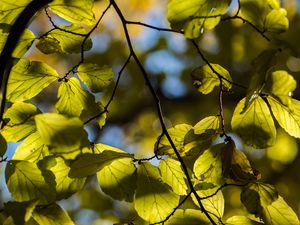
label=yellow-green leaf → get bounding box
[55,77,100,117]
[193,116,220,135]
[192,64,232,94]
[7,59,59,102]
[268,96,300,138]
[5,160,56,204]
[97,157,137,202]
[0,0,30,24]
[226,216,263,224]
[0,24,34,57]
[69,150,133,178]
[134,162,180,223]
[13,132,49,162]
[0,102,39,142]
[49,0,95,26]
[38,156,86,200]
[78,63,113,93]
[165,209,210,225]
[167,0,231,38]
[231,97,276,148]
[36,25,92,54]
[265,8,289,33]
[35,113,89,155]
[32,203,74,225]
[159,158,188,195]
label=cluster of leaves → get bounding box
[0,0,299,225]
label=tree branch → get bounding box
[0,0,54,128]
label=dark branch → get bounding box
[0,0,54,128]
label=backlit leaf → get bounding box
[0,0,30,24]
[7,59,59,102]
[134,162,180,223]
[55,77,100,117]
[0,24,34,57]
[35,113,89,155]
[49,0,95,26]
[165,209,210,225]
[265,8,289,33]
[226,216,263,224]
[1,102,39,142]
[36,25,92,54]
[38,156,86,200]
[5,160,55,204]
[158,158,188,195]
[192,64,232,94]
[32,203,74,225]
[97,157,136,202]
[13,132,49,162]
[193,116,220,135]
[267,96,300,138]
[78,63,113,93]
[69,150,133,178]
[231,97,276,148]
[167,0,231,38]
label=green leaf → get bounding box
[165,209,210,225]
[0,0,30,24]
[0,24,34,57]
[241,182,278,215]
[7,59,59,102]
[0,133,7,157]
[49,0,95,26]
[262,196,299,224]
[32,203,74,225]
[264,8,289,33]
[192,186,225,221]
[193,116,220,135]
[97,157,137,202]
[167,0,231,38]
[0,102,39,142]
[231,97,276,148]
[4,200,38,225]
[55,77,100,117]
[226,216,263,224]
[267,97,300,138]
[134,162,180,223]
[78,63,113,93]
[193,144,223,185]
[36,24,92,54]
[158,158,188,195]
[13,132,49,162]
[264,70,296,107]
[35,113,89,156]
[192,64,232,94]
[5,160,56,204]
[38,156,86,200]
[69,150,133,178]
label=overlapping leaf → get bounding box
[0,102,39,142]
[35,113,89,156]
[32,203,75,225]
[134,162,180,223]
[165,209,210,225]
[69,150,133,178]
[192,64,232,94]
[231,97,276,148]
[0,24,34,57]
[167,0,231,38]
[226,216,263,225]
[38,156,86,200]
[5,160,56,204]
[55,77,100,117]
[7,59,59,102]
[36,25,92,54]
[158,158,188,195]
[78,63,113,93]
[49,0,95,26]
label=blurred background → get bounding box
[1,0,300,224]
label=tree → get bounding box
[0,0,299,224]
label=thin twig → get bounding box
[110,1,217,224]
[84,53,132,124]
